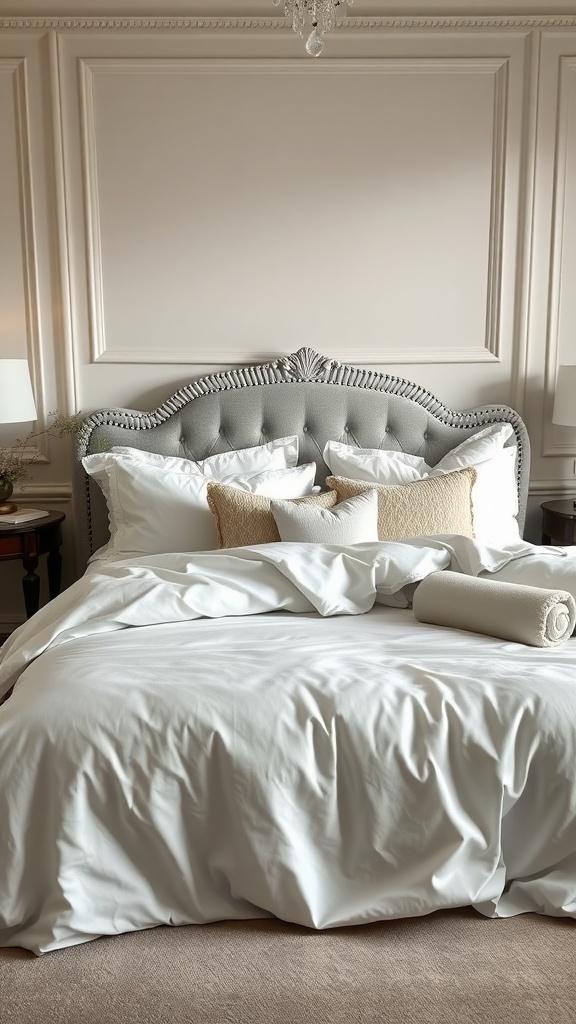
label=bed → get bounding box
[1,346,576,955]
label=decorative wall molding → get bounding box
[14,485,73,500]
[485,58,508,363]
[78,58,105,371]
[49,31,79,418]
[0,56,48,462]
[4,18,286,30]
[543,56,576,457]
[1,15,576,31]
[80,56,508,365]
[509,29,540,417]
[344,17,576,29]
[529,480,576,495]
[97,347,500,365]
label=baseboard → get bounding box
[0,618,23,637]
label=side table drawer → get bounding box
[0,536,24,557]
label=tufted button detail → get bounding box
[303,425,308,432]
[385,426,390,433]
[423,431,429,439]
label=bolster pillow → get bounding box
[412,571,576,648]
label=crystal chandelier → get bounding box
[273,0,353,57]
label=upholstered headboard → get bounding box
[75,347,530,569]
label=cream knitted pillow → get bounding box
[325,468,477,541]
[206,483,338,548]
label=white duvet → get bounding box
[1,536,576,953]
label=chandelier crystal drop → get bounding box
[273,0,353,57]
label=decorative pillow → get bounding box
[323,442,427,485]
[110,435,299,476]
[326,468,477,541]
[432,423,514,470]
[206,483,338,548]
[323,424,519,545]
[270,489,379,544]
[429,427,518,545]
[82,454,317,560]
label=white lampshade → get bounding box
[0,359,37,424]
[552,364,576,427]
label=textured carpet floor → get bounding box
[1,909,575,1024]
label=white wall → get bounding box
[1,2,576,628]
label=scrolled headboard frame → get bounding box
[75,347,530,569]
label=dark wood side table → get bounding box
[0,511,66,618]
[541,499,576,546]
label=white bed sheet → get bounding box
[1,539,576,953]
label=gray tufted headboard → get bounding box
[75,347,530,570]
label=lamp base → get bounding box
[0,502,18,515]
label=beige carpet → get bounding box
[1,909,575,1024]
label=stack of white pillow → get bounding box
[83,436,314,562]
[322,423,519,548]
[83,422,519,561]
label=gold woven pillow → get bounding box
[206,483,338,548]
[325,468,477,541]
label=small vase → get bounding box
[0,476,17,515]
[0,477,14,503]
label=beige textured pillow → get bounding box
[326,468,477,541]
[206,482,338,548]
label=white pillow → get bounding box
[428,426,519,545]
[323,424,519,546]
[83,455,316,561]
[270,489,379,544]
[84,437,301,561]
[324,442,427,484]
[110,435,299,476]
[431,423,514,472]
[431,445,519,545]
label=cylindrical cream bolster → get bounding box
[412,571,576,648]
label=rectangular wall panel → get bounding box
[0,60,29,359]
[0,48,48,452]
[541,49,576,458]
[79,57,510,366]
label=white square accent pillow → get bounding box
[270,489,379,544]
[323,424,519,546]
[82,454,316,561]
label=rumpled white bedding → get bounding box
[1,535,576,953]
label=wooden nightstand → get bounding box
[0,511,65,618]
[541,499,576,546]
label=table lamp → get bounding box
[0,358,37,514]
[552,363,576,510]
